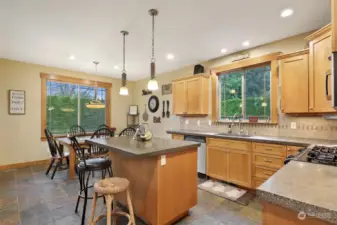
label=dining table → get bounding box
[57,136,91,180]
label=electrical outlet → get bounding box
[291,122,297,130]
[185,119,189,125]
[208,120,212,126]
[197,120,200,126]
[161,155,166,166]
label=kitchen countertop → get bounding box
[167,129,337,146]
[257,161,337,224]
[86,136,200,157]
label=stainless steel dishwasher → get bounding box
[184,135,206,175]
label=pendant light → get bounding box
[119,30,129,96]
[147,9,159,91]
[86,61,106,109]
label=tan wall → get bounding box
[132,31,337,140]
[0,59,134,165]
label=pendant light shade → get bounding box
[147,9,159,91]
[86,61,106,109]
[119,31,129,96]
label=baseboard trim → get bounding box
[0,159,50,170]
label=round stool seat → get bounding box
[94,177,129,195]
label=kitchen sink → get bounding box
[216,133,251,137]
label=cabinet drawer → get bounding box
[253,154,284,169]
[286,145,303,157]
[254,166,278,179]
[172,134,184,140]
[253,143,286,157]
[207,138,251,151]
[252,177,267,189]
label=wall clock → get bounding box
[148,95,159,113]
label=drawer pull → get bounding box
[264,172,272,175]
[265,148,273,151]
[264,159,273,163]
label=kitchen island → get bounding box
[86,136,200,225]
[257,161,337,225]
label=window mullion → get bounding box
[242,70,246,119]
[78,85,81,126]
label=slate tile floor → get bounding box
[0,164,262,225]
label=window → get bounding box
[219,64,271,121]
[41,74,111,138]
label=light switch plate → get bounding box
[197,120,200,126]
[185,119,189,125]
[291,122,296,130]
[208,120,212,126]
[161,155,166,166]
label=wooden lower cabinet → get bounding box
[207,146,229,181]
[172,134,184,140]
[228,150,251,188]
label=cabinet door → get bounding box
[280,53,309,113]
[309,32,336,112]
[207,146,228,181]
[228,150,251,188]
[172,81,186,115]
[186,78,201,114]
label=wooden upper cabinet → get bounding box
[306,24,336,113]
[172,74,210,116]
[172,80,186,114]
[279,50,309,113]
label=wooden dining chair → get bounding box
[119,127,136,137]
[45,128,69,179]
[69,125,86,137]
[97,124,116,136]
[90,128,114,158]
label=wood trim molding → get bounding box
[211,71,218,122]
[332,1,337,52]
[40,73,112,88]
[277,49,309,60]
[40,73,112,139]
[0,159,49,170]
[212,52,282,74]
[270,60,278,123]
[305,23,331,42]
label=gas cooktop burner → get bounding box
[306,145,337,166]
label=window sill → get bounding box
[216,120,278,125]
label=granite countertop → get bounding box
[167,129,337,146]
[257,161,337,224]
[86,136,200,157]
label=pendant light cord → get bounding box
[151,14,155,62]
[123,33,126,73]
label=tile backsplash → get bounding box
[179,114,337,140]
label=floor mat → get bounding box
[198,180,254,206]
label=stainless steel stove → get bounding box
[296,145,337,166]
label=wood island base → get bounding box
[109,147,198,225]
[262,201,332,225]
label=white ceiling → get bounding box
[0,0,331,81]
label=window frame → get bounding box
[40,73,112,140]
[211,52,281,124]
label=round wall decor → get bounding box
[148,95,159,113]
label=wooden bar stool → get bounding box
[89,177,136,225]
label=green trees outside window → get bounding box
[219,64,271,120]
[46,81,106,134]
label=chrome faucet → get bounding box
[228,113,238,134]
[238,115,245,135]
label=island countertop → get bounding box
[257,161,337,224]
[86,136,200,157]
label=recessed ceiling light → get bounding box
[68,55,76,60]
[281,8,294,18]
[242,41,250,47]
[166,53,174,60]
[221,48,228,53]
[114,65,119,70]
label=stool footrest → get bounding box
[90,211,131,225]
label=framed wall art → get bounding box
[8,90,25,115]
[162,83,172,95]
